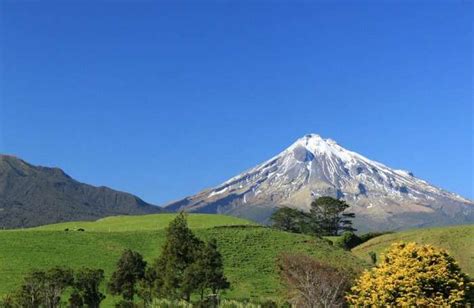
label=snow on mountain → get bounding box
[166,134,474,232]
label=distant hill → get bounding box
[166,134,474,232]
[352,224,474,276]
[0,213,365,306]
[0,155,163,229]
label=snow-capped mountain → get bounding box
[166,134,474,232]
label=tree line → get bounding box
[270,196,356,237]
[1,267,105,308]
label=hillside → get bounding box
[166,134,474,232]
[0,214,365,306]
[30,213,255,231]
[0,155,163,229]
[352,224,474,276]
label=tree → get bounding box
[200,239,230,297]
[270,207,310,234]
[183,239,230,302]
[68,289,83,308]
[0,294,15,308]
[136,267,158,307]
[5,267,73,308]
[153,212,204,300]
[346,242,473,306]
[278,253,351,307]
[309,196,355,236]
[13,270,46,308]
[73,268,105,308]
[43,267,74,308]
[108,249,147,301]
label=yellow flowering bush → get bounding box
[346,242,472,306]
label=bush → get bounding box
[335,231,361,250]
[346,242,473,306]
[218,300,260,308]
[368,251,377,264]
[151,298,192,307]
[278,253,351,307]
[115,299,136,308]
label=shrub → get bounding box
[0,294,15,308]
[150,298,192,307]
[368,251,377,264]
[278,253,351,307]
[346,242,473,306]
[335,231,361,250]
[218,300,261,308]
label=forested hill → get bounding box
[0,155,163,229]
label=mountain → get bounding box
[166,134,474,232]
[0,155,163,229]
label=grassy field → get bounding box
[352,224,474,276]
[29,213,255,232]
[0,214,365,306]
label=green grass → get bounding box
[29,213,255,232]
[0,214,365,306]
[352,224,474,276]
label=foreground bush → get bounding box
[150,299,266,307]
[346,242,472,306]
[278,253,351,307]
[151,298,193,307]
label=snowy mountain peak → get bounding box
[166,134,474,232]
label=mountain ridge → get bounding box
[166,134,473,232]
[0,154,163,229]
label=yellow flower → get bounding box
[346,242,471,306]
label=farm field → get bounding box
[0,214,366,306]
[29,213,255,232]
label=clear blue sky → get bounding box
[1,1,472,204]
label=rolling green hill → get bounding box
[29,213,255,232]
[0,213,365,306]
[352,224,474,276]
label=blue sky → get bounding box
[1,1,472,203]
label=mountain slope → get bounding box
[0,155,163,228]
[166,134,473,232]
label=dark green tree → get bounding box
[153,212,204,301]
[108,249,147,301]
[335,231,362,250]
[201,239,230,297]
[183,239,230,302]
[270,207,310,234]
[136,267,158,307]
[73,268,105,308]
[68,289,83,308]
[309,196,356,236]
